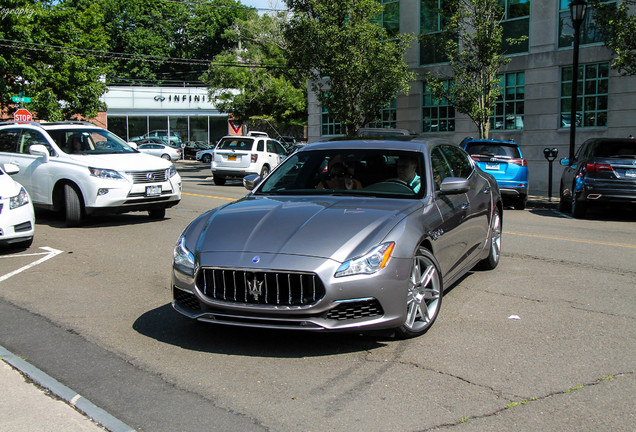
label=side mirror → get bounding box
[439,177,470,195]
[243,174,262,191]
[29,144,50,162]
[559,158,570,166]
[2,163,20,175]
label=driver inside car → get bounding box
[395,155,421,193]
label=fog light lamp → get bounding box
[97,188,109,196]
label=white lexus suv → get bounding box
[0,121,182,226]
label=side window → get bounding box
[0,129,20,153]
[441,145,473,178]
[274,141,286,154]
[257,140,264,152]
[430,147,453,190]
[19,130,52,155]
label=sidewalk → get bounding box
[0,345,134,432]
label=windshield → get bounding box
[256,148,425,198]
[48,129,138,155]
[465,142,521,159]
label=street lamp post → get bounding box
[568,0,588,161]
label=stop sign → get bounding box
[14,109,32,122]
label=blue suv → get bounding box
[461,137,528,209]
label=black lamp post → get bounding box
[568,0,588,161]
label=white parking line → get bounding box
[0,247,63,283]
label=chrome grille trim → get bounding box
[197,268,325,306]
[127,169,169,184]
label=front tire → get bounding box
[213,176,226,185]
[64,184,83,227]
[476,206,502,270]
[260,165,270,178]
[395,247,443,339]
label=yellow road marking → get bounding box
[183,192,236,201]
[504,231,636,249]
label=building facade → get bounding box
[100,86,234,145]
[307,0,636,195]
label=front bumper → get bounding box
[0,202,35,245]
[171,251,411,332]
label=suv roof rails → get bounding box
[0,120,43,128]
[39,121,96,126]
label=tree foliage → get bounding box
[284,0,415,136]
[97,0,253,84]
[588,0,636,76]
[202,11,307,130]
[421,0,525,139]
[0,0,109,120]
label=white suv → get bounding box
[210,135,288,185]
[0,121,182,226]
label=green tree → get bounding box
[421,0,526,139]
[203,11,307,132]
[284,0,415,136]
[98,0,253,84]
[588,0,636,75]
[0,0,109,120]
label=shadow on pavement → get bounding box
[133,303,391,358]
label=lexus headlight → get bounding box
[10,187,30,209]
[89,167,125,180]
[335,242,395,277]
[173,234,195,276]
[168,164,178,178]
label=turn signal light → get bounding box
[509,159,527,166]
[251,153,258,163]
[585,163,613,173]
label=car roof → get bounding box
[300,138,450,152]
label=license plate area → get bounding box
[485,163,500,170]
[625,169,636,178]
[227,155,237,161]
[146,185,162,197]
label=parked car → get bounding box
[559,137,636,218]
[131,130,183,146]
[0,121,182,226]
[0,163,34,248]
[196,147,214,164]
[137,143,182,161]
[134,137,169,146]
[171,139,503,338]
[183,141,212,159]
[210,135,288,185]
[461,137,528,209]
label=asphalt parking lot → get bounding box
[0,161,634,431]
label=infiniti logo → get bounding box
[154,95,166,102]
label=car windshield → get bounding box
[48,129,137,155]
[593,141,636,158]
[216,137,254,151]
[255,148,425,198]
[465,142,521,159]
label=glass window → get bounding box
[558,0,614,48]
[321,106,344,136]
[169,116,188,145]
[422,81,455,133]
[367,99,397,129]
[0,129,20,153]
[491,71,525,130]
[376,0,400,38]
[499,0,530,54]
[430,146,454,189]
[420,0,454,65]
[107,116,128,141]
[18,130,51,154]
[560,62,609,128]
[210,117,227,145]
[128,116,148,141]
[190,116,209,144]
[440,145,473,178]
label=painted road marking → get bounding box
[183,191,236,201]
[504,231,636,249]
[0,247,64,283]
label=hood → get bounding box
[65,152,172,171]
[0,173,22,198]
[191,196,421,263]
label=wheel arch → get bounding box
[52,179,85,213]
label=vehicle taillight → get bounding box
[585,163,613,173]
[509,159,527,166]
[251,153,258,163]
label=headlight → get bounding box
[89,167,125,180]
[10,187,30,209]
[335,242,395,277]
[168,164,178,178]
[173,234,195,276]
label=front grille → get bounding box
[197,268,326,306]
[173,287,201,312]
[128,170,169,184]
[325,299,384,320]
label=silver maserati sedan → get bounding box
[172,139,502,338]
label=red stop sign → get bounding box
[14,109,32,122]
